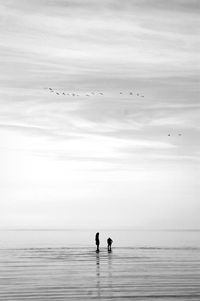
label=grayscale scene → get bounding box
[0,0,200,300]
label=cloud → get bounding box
[0,0,199,165]
[0,0,199,229]
[0,0,199,89]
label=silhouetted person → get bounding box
[95,232,100,252]
[107,237,113,252]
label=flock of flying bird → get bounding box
[45,87,145,98]
[44,87,182,137]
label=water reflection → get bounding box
[95,250,114,299]
[108,250,113,297]
[96,252,100,299]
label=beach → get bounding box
[0,230,200,300]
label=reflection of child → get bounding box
[107,237,113,251]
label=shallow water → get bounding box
[0,230,200,300]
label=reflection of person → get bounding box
[96,252,100,298]
[107,237,113,251]
[95,232,100,252]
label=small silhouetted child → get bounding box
[107,237,113,251]
[95,232,100,252]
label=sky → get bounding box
[0,0,199,230]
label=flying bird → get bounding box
[56,92,60,95]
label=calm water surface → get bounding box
[0,230,200,300]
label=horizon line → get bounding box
[1,228,200,232]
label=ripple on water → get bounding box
[0,246,200,300]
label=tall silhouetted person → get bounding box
[107,237,113,252]
[95,232,100,252]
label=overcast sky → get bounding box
[0,0,199,229]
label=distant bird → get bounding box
[72,93,76,96]
[130,92,133,95]
[56,92,60,95]
[99,93,103,95]
[137,93,139,96]
[49,88,52,90]
[168,134,171,136]
[120,92,122,94]
[178,134,182,136]
[62,92,65,95]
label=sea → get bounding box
[0,230,199,300]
